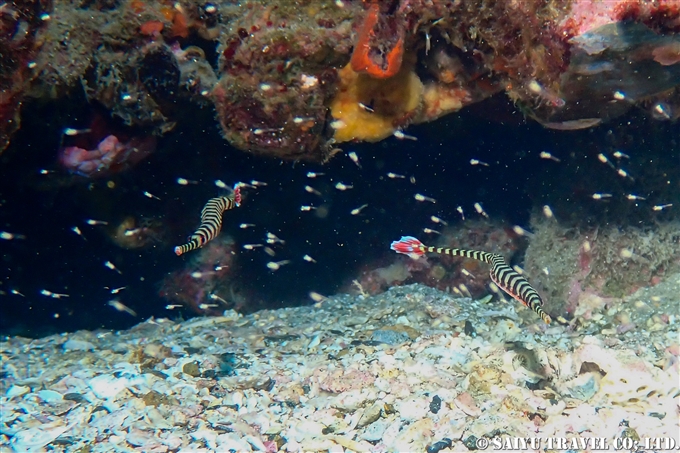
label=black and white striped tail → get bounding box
[174,194,239,256]
[415,244,551,324]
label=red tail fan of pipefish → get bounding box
[390,236,425,255]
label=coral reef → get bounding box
[30,0,219,137]
[524,215,680,320]
[212,2,353,160]
[0,0,53,151]
[1,0,679,159]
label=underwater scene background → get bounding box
[2,97,678,338]
[0,0,679,452]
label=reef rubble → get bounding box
[1,282,678,451]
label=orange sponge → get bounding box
[329,61,422,143]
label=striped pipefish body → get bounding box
[174,186,241,256]
[390,236,551,324]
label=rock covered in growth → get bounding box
[2,0,680,158]
[524,215,680,319]
[0,0,53,151]
[212,1,355,160]
[20,0,219,142]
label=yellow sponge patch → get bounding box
[329,62,423,143]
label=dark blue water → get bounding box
[1,94,677,337]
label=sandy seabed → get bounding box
[1,276,679,452]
